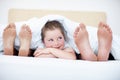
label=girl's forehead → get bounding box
[45,29,61,33]
[45,29,62,34]
[45,29,63,36]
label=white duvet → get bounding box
[0,55,120,80]
[0,15,120,59]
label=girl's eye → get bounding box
[48,39,53,42]
[58,37,62,40]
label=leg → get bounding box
[97,22,112,61]
[3,23,16,55]
[18,24,32,56]
[74,23,97,61]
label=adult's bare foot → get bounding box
[3,23,16,55]
[97,22,112,61]
[74,23,97,61]
[18,24,32,56]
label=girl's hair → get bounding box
[41,20,67,42]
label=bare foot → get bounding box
[74,23,97,61]
[3,23,16,55]
[18,24,32,56]
[97,22,112,61]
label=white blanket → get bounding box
[0,15,120,59]
[0,55,120,80]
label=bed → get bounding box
[0,9,120,80]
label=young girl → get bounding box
[33,20,76,60]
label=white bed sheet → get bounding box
[0,55,120,80]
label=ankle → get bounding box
[18,48,30,56]
[4,47,14,55]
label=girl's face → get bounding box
[43,29,65,50]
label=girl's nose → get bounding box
[54,40,59,47]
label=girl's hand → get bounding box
[33,48,56,58]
